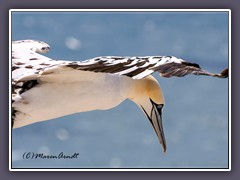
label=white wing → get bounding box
[12,40,52,80]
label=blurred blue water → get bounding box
[11,11,229,169]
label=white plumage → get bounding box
[11,40,228,153]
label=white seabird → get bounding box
[11,40,228,153]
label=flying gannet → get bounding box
[11,40,228,153]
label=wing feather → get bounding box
[63,56,228,79]
[12,40,228,99]
[11,40,228,127]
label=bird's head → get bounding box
[129,75,167,153]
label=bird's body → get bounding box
[13,71,134,127]
[11,40,228,153]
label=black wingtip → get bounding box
[220,68,228,78]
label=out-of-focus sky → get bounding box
[11,11,229,169]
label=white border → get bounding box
[9,9,231,11]
[228,10,232,171]
[9,9,13,171]
[9,9,231,171]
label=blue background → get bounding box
[11,11,229,168]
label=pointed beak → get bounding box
[141,98,167,153]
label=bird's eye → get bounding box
[157,104,163,109]
[41,47,50,51]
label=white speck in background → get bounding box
[23,16,35,28]
[142,135,155,145]
[65,37,82,51]
[55,128,70,141]
[144,20,157,32]
[110,157,122,168]
[38,146,51,155]
[12,150,24,162]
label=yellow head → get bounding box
[129,75,167,153]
